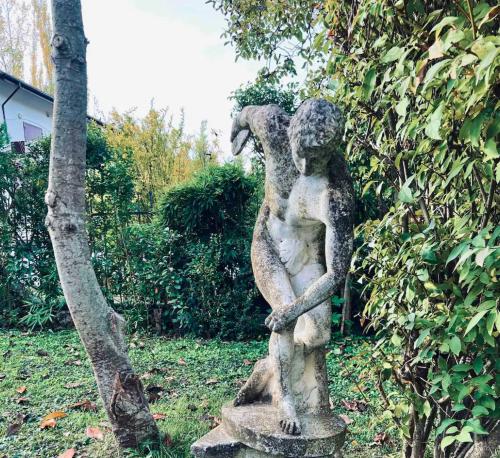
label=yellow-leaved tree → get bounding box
[106,107,219,211]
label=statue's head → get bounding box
[288,99,344,175]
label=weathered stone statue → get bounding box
[192,99,354,458]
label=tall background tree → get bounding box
[0,0,53,92]
[31,0,54,93]
[0,0,29,78]
[106,107,219,211]
[46,0,159,448]
[210,1,499,457]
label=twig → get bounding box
[337,358,370,404]
[465,0,477,39]
[473,165,488,203]
[481,179,496,230]
[419,197,431,225]
[423,404,438,445]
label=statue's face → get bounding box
[291,143,331,176]
[288,99,344,176]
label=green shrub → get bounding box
[119,164,267,339]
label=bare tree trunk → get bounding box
[340,272,352,335]
[45,0,159,448]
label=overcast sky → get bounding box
[81,0,261,154]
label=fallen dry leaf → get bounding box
[42,411,67,422]
[58,449,75,458]
[373,432,389,445]
[69,400,97,412]
[200,413,221,429]
[178,357,186,366]
[211,416,221,429]
[199,399,209,409]
[163,434,173,447]
[6,422,22,436]
[64,382,83,389]
[205,378,218,385]
[5,414,24,437]
[40,418,57,429]
[341,399,368,412]
[243,359,252,366]
[0,373,6,380]
[146,385,164,403]
[15,397,29,404]
[16,386,27,394]
[152,413,166,420]
[339,414,353,425]
[86,426,104,440]
[351,384,367,393]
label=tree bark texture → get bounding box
[45,0,159,448]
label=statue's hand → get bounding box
[230,112,251,156]
[265,306,295,333]
[230,109,251,141]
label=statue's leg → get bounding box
[295,300,331,353]
[234,357,271,406]
[291,263,331,353]
[237,204,301,433]
[291,264,332,413]
[269,322,301,435]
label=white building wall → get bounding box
[0,79,53,142]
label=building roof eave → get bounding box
[0,71,104,126]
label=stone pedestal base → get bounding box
[191,403,346,458]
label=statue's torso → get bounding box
[266,174,328,276]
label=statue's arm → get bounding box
[265,192,354,332]
[251,203,296,312]
[231,105,289,153]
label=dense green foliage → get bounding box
[1,136,64,327]
[0,125,136,328]
[0,129,266,339]
[120,165,266,339]
[231,81,297,116]
[211,1,499,456]
[0,122,8,147]
[0,331,397,457]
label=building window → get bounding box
[23,122,43,142]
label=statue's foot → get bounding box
[279,396,301,435]
[234,380,259,406]
[234,358,269,406]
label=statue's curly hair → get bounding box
[288,99,344,157]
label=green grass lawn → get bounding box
[0,331,400,457]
